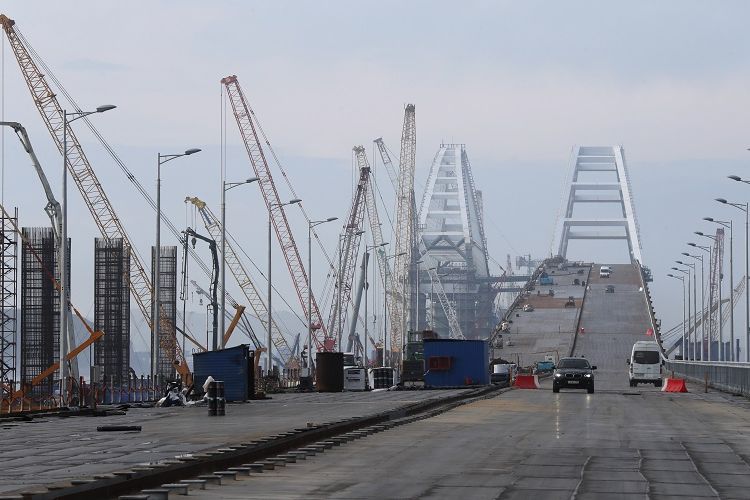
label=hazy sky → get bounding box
[2,1,750,359]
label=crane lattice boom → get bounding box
[221,75,328,350]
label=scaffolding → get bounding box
[21,227,67,397]
[1,208,18,401]
[94,238,130,384]
[152,246,177,380]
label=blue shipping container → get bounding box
[423,339,489,387]
[193,345,254,401]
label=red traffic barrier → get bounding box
[514,374,540,389]
[661,378,688,393]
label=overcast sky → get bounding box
[2,1,750,359]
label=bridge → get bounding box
[3,147,750,500]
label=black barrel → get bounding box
[371,367,394,389]
[216,380,226,416]
[315,352,344,392]
[207,380,218,416]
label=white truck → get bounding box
[627,340,663,387]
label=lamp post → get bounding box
[687,243,709,360]
[61,105,116,404]
[667,273,686,360]
[365,243,389,369]
[308,216,338,368]
[154,148,201,381]
[677,259,697,360]
[696,231,719,361]
[672,265,692,359]
[219,178,259,349]
[265,198,302,375]
[717,191,749,361]
[705,216,735,360]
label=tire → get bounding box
[587,384,595,394]
[552,384,560,393]
[655,380,662,388]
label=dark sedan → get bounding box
[552,357,596,393]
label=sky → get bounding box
[1,1,750,362]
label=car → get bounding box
[552,357,596,393]
[605,285,615,293]
[523,304,534,312]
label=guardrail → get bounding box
[666,360,750,396]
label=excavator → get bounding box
[0,121,102,406]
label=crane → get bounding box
[221,75,330,350]
[0,15,195,381]
[427,268,465,339]
[373,138,399,191]
[708,228,725,343]
[184,228,219,350]
[328,159,369,343]
[185,196,294,364]
[392,104,417,355]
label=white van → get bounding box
[599,265,612,278]
[627,341,662,387]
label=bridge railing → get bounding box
[665,360,750,396]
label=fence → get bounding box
[666,360,750,396]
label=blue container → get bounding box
[423,339,489,387]
[193,345,254,401]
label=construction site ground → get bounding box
[495,264,590,367]
[0,389,467,494]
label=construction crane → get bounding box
[185,196,293,363]
[221,75,330,350]
[373,138,399,191]
[0,15,195,381]
[184,228,219,350]
[347,252,370,355]
[392,104,417,355]
[427,268,465,339]
[328,159,369,344]
[708,228,725,344]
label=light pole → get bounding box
[696,231,719,361]
[687,243,710,360]
[365,243,389,369]
[671,267,690,359]
[705,216,735,360]
[266,198,301,375]
[718,191,749,361]
[414,259,424,332]
[677,259,697,360]
[667,273,686,360]
[308,216,338,368]
[154,148,201,381]
[61,105,116,404]
[219,177,258,349]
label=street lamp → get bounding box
[672,265,692,360]
[364,242,389,370]
[677,259,697,360]
[307,216,338,368]
[61,105,116,404]
[265,198,301,375]
[219,177,259,349]
[692,235,716,362]
[154,147,201,381]
[687,243,710,360]
[667,273,686,360]
[705,216,735,360]
[717,192,749,361]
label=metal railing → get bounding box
[666,360,750,396]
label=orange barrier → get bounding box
[515,374,540,389]
[661,378,688,393]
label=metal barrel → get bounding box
[315,352,344,392]
[207,381,218,416]
[216,380,225,416]
[371,367,394,389]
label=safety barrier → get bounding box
[661,377,688,393]
[666,360,750,396]
[514,374,540,389]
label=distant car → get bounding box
[523,304,534,312]
[553,357,596,393]
[605,285,615,293]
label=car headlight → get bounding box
[554,373,562,378]
[584,373,592,377]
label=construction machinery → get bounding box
[427,268,465,339]
[184,228,219,350]
[185,196,294,364]
[221,75,330,350]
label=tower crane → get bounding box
[0,14,200,381]
[185,196,293,363]
[221,75,330,350]
[328,158,369,343]
[392,104,417,355]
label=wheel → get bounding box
[655,380,662,388]
[587,384,595,394]
[552,384,560,393]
